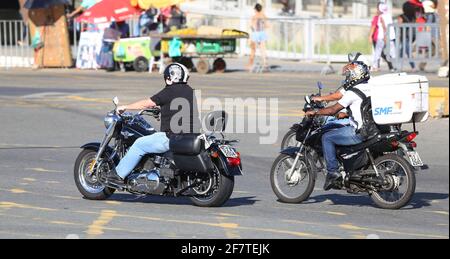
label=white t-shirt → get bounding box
[338,84,371,130]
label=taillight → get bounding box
[405,132,417,142]
[227,157,241,167]
[410,141,417,148]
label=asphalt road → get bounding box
[0,69,448,239]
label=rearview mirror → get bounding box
[113,96,119,106]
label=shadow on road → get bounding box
[301,192,448,210]
[105,194,259,207]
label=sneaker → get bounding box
[323,172,342,191]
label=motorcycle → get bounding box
[271,95,423,209]
[280,82,335,150]
[74,97,243,207]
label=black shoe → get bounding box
[323,172,341,191]
[106,169,124,186]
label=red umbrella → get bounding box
[76,0,142,24]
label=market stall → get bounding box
[151,28,248,73]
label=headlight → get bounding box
[104,114,115,129]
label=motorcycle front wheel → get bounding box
[270,154,315,203]
[189,165,235,207]
[74,149,115,200]
[281,129,298,150]
[370,154,416,209]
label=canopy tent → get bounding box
[76,0,142,24]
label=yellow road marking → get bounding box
[22,178,36,182]
[44,181,60,184]
[9,189,28,194]
[86,210,118,237]
[214,213,242,217]
[284,220,448,239]
[66,95,110,103]
[338,223,447,239]
[326,211,347,216]
[216,216,241,238]
[105,201,122,205]
[54,195,80,200]
[427,211,449,216]
[0,202,57,212]
[25,168,64,173]
[49,221,82,226]
[76,210,327,238]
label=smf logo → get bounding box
[374,102,402,116]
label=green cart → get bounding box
[151,33,248,74]
[113,37,154,72]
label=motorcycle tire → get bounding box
[281,129,298,150]
[190,168,234,207]
[74,149,115,200]
[270,154,315,203]
[370,153,416,209]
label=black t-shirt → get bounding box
[151,84,200,135]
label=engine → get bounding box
[127,169,167,195]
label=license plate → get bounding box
[406,151,424,167]
[219,145,238,158]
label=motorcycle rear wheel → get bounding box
[189,166,234,207]
[74,149,115,200]
[370,154,416,209]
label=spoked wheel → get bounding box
[189,165,234,207]
[270,154,315,203]
[281,129,298,150]
[74,149,115,200]
[370,154,415,209]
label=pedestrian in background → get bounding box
[397,1,419,71]
[247,3,269,72]
[369,2,394,72]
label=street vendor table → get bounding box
[149,33,249,74]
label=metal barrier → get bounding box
[1,17,441,69]
[0,20,33,68]
[187,14,372,62]
[386,23,440,71]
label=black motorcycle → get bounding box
[270,95,420,209]
[74,97,243,207]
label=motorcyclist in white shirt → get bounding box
[306,57,371,190]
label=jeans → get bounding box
[321,126,363,173]
[116,132,170,179]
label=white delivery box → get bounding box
[369,73,429,125]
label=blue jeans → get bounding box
[321,126,363,173]
[116,132,170,179]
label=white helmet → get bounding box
[163,63,190,85]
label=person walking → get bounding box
[369,2,395,72]
[247,3,269,72]
[397,1,420,71]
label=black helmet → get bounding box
[341,53,370,90]
[163,63,189,85]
